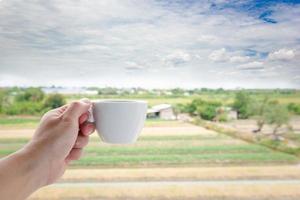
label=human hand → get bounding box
[25,99,95,185]
[0,99,96,200]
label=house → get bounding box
[147,104,176,120]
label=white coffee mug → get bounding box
[89,100,147,144]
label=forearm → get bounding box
[0,145,46,200]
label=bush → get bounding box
[217,112,228,122]
[3,101,44,115]
[287,103,300,115]
[15,88,45,102]
[43,94,66,110]
[232,91,252,119]
[263,103,290,136]
[186,98,221,120]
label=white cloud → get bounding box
[238,61,264,70]
[268,48,295,61]
[229,56,250,63]
[0,1,299,88]
[197,34,218,44]
[209,48,250,63]
[164,50,191,67]
[209,48,228,62]
[294,75,300,80]
[125,61,145,71]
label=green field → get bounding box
[66,92,300,106]
[0,129,297,167]
[0,117,180,129]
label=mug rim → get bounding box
[92,99,147,104]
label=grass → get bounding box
[0,117,39,124]
[73,152,297,166]
[0,116,40,128]
[84,145,271,155]
[67,96,194,107]
[1,134,296,166]
[145,119,185,127]
[196,118,300,156]
[0,116,179,129]
[66,92,300,106]
[0,120,298,167]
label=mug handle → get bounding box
[87,104,95,123]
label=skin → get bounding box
[0,99,95,200]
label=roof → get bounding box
[147,104,172,113]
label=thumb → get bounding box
[63,99,91,121]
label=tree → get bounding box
[171,88,184,96]
[185,98,202,115]
[197,104,220,121]
[264,103,290,140]
[287,103,300,115]
[173,103,185,119]
[43,94,66,110]
[186,98,221,120]
[98,87,118,95]
[232,91,252,119]
[250,97,270,133]
[0,89,6,113]
[0,88,13,114]
[16,88,45,102]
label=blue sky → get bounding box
[0,0,299,88]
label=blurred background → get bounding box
[0,0,300,199]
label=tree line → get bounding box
[0,88,66,115]
[177,91,299,140]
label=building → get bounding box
[42,87,98,95]
[147,104,176,120]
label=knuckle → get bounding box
[62,114,75,123]
[70,101,81,108]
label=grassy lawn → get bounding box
[67,96,194,107]
[0,117,298,167]
[0,116,40,129]
[0,116,183,130]
[0,134,297,166]
[0,115,181,129]
[66,92,300,106]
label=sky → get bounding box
[0,0,300,89]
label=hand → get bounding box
[0,99,95,200]
[28,99,95,185]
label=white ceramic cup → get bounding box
[90,100,147,144]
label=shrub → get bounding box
[263,103,290,137]
[186,98,221,120]
[287,103,300,115]
[43,94,66,110]
[217,112,228,122]
[3,101,44,115]
[232,91,252,119]
[15,88,45,102]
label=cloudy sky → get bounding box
[0,0,299,89]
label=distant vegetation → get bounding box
[1,86,300,157]
[1,87,300,116]
[0,87,65,115]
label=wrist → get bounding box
[19,141,49,188]
[0,144,47,200]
